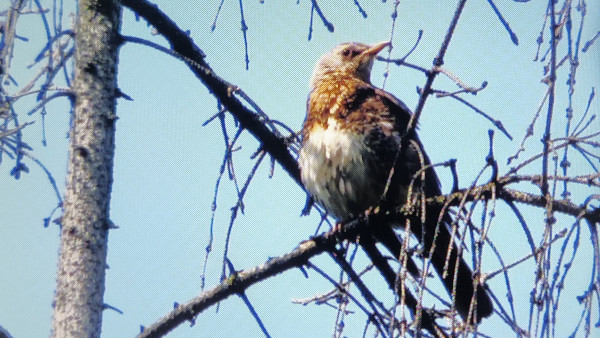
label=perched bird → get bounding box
[299,41,493,323]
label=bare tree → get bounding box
[1,0,598,337]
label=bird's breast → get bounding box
[299,117,381,220]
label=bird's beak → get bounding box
[363,41,391,56]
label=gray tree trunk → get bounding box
[51,1,122,337]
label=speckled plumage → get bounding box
[299,41,493,323]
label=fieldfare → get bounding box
[299,41,493,323]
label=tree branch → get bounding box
[137,231,335,337]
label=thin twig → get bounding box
[485,0,519,45]
[310,0,334,32]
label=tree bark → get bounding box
[51,1,121,337]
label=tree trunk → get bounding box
[51,1,121,337]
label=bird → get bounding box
[298,41,493,323]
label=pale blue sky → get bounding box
[1,1,599,337]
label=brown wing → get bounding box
[343,84,494,322]
[342,84,443,199]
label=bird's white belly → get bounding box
[299,118,378,220]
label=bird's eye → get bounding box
[341,48,361,58]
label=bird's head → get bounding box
[309,41,390,89]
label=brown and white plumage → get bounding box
[299,41,493,323]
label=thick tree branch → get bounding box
[425,178,599,225]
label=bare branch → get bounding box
[310,0,334,33]
[237,0,250,70]
[137,233,333,337]
[485,0,519,45]
[405,0,468,144]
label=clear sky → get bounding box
[1,1,599,337]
